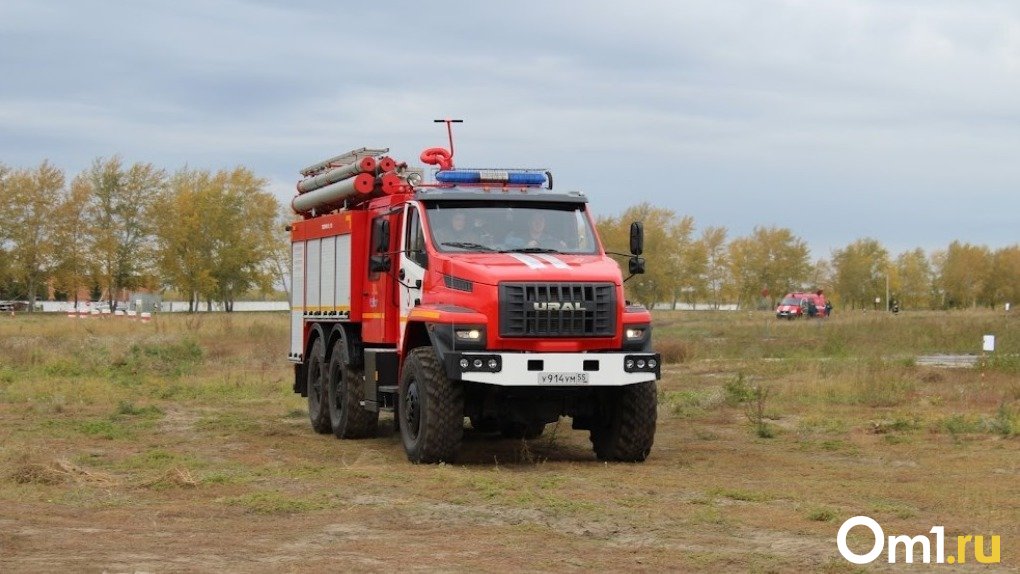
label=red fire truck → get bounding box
[775,291,829,319]
[288,121,659,463]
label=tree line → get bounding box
[2,163,1016,313]
[597,203,1020,311]
[0,159,286,311]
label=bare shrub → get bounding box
[658,339,690,363]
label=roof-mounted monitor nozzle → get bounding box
[420,118,463,170]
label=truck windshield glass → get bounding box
[424,201,598,254]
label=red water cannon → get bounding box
[420,118,462,171]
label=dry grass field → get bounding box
[0,310,1017,572]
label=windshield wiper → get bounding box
[501,247,561,254]
[441,241,497,252]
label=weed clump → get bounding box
[745,385,776,439]
[141,467,197,490]
[980,353,1020,375]
[660,389,724,418]
[868,415,923,434]
[222,491,323,514]
[806,506,838,522]
[724,373,755,406]
[115,400,163,417]
[935,405,1018,437]
[658,340,691,364]
[113,338,203,377]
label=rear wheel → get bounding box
[589,381,657,462]
[306,338,331,434]
[399,347,463,463]
[327,340,378,439]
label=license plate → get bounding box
[538,372,589,385]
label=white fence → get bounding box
[37,301,289,313]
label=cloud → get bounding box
[1,0,1018,256]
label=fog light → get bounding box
[459,358,469,369]
[487,358,498,370]
[625,359,635,369]
[648,359,657,369]
[637,359,646,368]
[473,359,483,368]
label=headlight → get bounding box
[433,323,486,351]
[622,323,652,351]
[456,328,483,342]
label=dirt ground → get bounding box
[1,314,1017,572]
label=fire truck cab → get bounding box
[289,132,659,464]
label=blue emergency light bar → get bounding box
[434,169,547,186]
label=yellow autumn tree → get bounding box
[1,161,64,309]
[727,226,811,308]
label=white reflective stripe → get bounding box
[507,253,544,269]
[535,254,569,269]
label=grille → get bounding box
[499,282,615,337]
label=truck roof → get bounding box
[413,187,588,204]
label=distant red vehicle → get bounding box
[776,291,828,319]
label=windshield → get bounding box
[780,297,802,306]
[424,201,598,254]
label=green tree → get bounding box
[698,226,729,309]
[810,258,834,299]
[669,215,705,308]
[727,226,810,309]
[80,157,166,309]
[0,163,11,298]
[894,248,933,310]
[988,245,1020,307]
[273,204,297,301]
[0,161,64,309]
[937,241,992,308]
[152,167,282,312]
[832,238,889,310]
[209,167,281,311]
[596,203,681,308]
[51,175,94,307]
[152,168,218,311]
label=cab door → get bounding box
[398,202,427,349]
[362,208,402,344]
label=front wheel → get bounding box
[589,381,657,462]
[398,347,464,463]
[306,338,331,434]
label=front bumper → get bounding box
[443,352,660,386]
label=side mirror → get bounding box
[628,256,646,275]
[629,222,644,255]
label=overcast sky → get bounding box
[2,0,1018,258]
